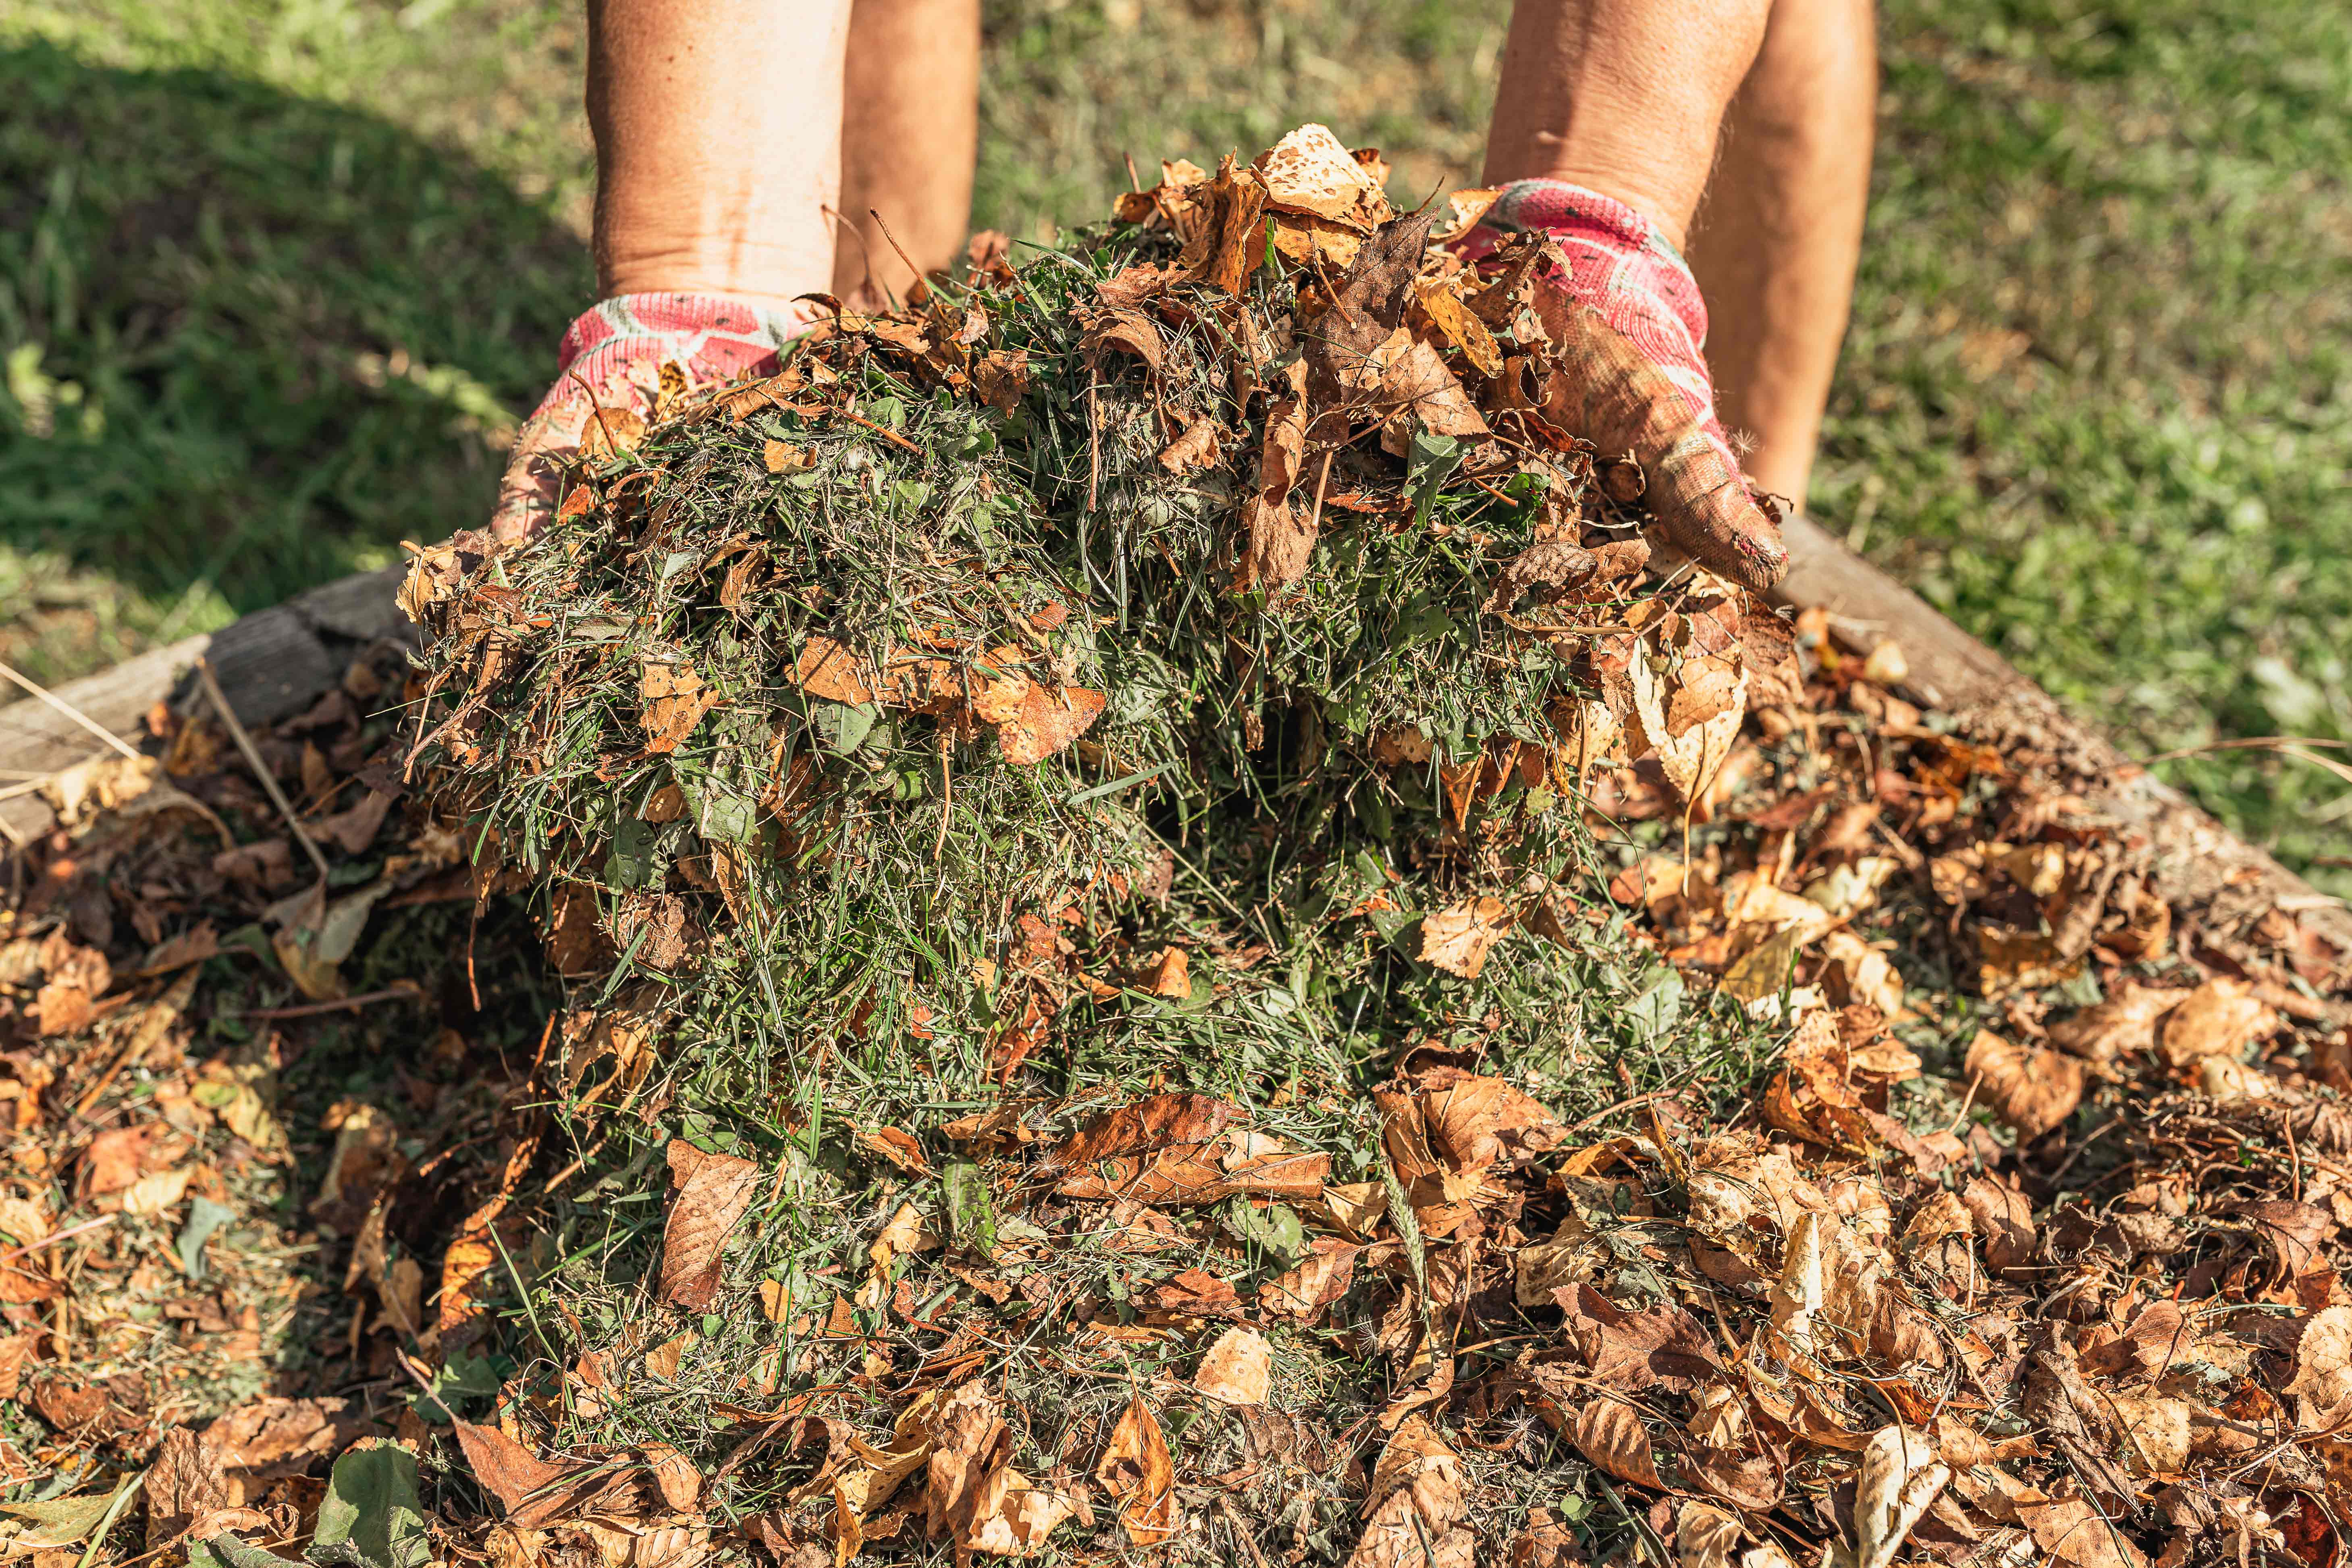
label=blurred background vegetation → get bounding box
[2,0,2346,887]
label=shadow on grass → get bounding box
[0,39,592,679]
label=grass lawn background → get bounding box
[2,0,2346,889]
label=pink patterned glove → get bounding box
[1461,181,1787,593]
[490,293,817,543]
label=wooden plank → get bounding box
[0,564,411,841]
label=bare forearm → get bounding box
[1483,0,1772,248]
[587,0,850,310]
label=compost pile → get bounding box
[2,125,2351,1568]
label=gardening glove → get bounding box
[1460,181,1788,594]
[490,293,814,543]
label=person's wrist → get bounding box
[593,271,814,322]
[596,228,832,320]
[1481,130,1699,251]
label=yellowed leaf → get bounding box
[1093,1394,1176,1547]
[1193,1325,1271,1406]
[1419,897,1512,980]
[1255,123,1392,230]
[641,660,718,754]
[1573,1400,1664,1490]
[2157,978,2279,1068]
[1964,1030,2083,1140]
[659,1141,762,1310]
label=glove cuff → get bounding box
[556,292,817,384]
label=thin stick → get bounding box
[935,729,954,861]
[1307,449,1334,540]
[866,208,928,299]
[195,658,331,883]
[2145,735,2350,762]
[0,659,142,761]
[821,203,881,308]
[0,1213,114,1269]
[836,407,925,456]
[239,982,427,1021]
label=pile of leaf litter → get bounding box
[4,121,2352,1568]
[0,633,565,1565]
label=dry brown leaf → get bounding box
[1851,1425,1948,1568]
[1254,123,1392,230]
[792,637,874,706]
[1140,947,1191,998]
[1156,417,1220,472]
[1194,1325,1272,1406]
[1676,1500,1744,1566]
[1421,1074,1564,1172]
[2156,977,2279,1068]
[1088,309,1165,373]
[2108,1396,2190,1476]
[1413,278,1502,377]
[310,789,393,856]
[1348,1416,1474,1568]
[83,1122,180,1196]
[1628,644,1747,802]
[854,1125,931,1176]
[2289,1304,2352,1424]
[1964,1030,2082,1140]
[146,1398,367,1545]
[1960,1177,2036,1274]
[924,1382,1077,1559]
[1485,536,1599,615]
[1573,1400,1666,1490]
[993,679,1107,765]
[2015,1493,2149,1568]
[1093,1393,1176,1547]
[1236,382,1313,593]
[1419,897,1513,979]
[1047,1092,1237,1170]
[659,1141,763,1310]
[972,349,1032,413]
[640,658,719,754]
[121,1164,194,1217]
[1374,339,1489,440]
[454,1420,615,1530]
[1259,1238,1365,1323]
[642,1442,702,1513]
[1555,1283,1722,1394]
[2049,981,2183,1063]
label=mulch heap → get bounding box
[1,124,2350,1568]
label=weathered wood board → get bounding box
[0,565,413,841]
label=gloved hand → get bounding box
[488,293,814,544]
[1461,181,1787,594]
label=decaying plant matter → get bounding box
[3,126,2350,1568]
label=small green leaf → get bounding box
[410,1349,500,1425]
[1223,1197,1306,1265]
[604,814,663,890]
[308,1442,430,1568]
[809,699,879,757]
[177,1196,237,1280]
[941,1162,997,1254]
[0,1487,121,1547]
[196,1534,304,1568]
[1406,430,1462,527]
